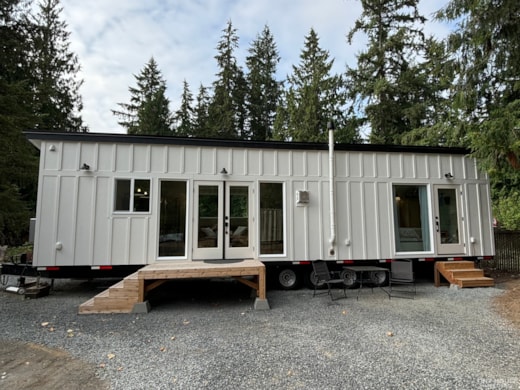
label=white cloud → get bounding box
[60,0,451,133]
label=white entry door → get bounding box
[434,185,465,255]
[192,181,254,260]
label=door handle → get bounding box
[435,217,439,232]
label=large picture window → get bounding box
[260,182,284,255]
[393,185,431,252]
[114,179,150,212]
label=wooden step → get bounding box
[437,261,476,271]
[79,274,141,314]
[448,269,484,279]
[456,277,495,288]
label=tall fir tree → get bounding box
[113,57,174,135]
[0,0,39,245]
[28,0,84,132]
[245,25,280,141]
[174,79,194,137]
[274,28,355,143]
[192,84,211,137]
[438,0,520,229]
[208,20,246,139]
[346,0,428,144]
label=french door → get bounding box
[434,185,465,255]
[192,181,254,260]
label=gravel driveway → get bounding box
[0,277,519,389]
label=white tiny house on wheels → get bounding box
[14,131,494,289]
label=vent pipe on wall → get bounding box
[328,121,336,256]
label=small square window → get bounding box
[114,179,150,213]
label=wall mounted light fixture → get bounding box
[220,168,228,175]
[444,173,454,179]
[81,163,90,170]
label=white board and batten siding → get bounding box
[28,132,494,268]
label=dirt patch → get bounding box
[493,275,520,330]
[0,340,108,390]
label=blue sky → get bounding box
[61,0,452,133]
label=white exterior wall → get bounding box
[32,138,494,267]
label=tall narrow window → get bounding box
[260,182,284,255]
[393,185,431,252]
[158,181,187,257]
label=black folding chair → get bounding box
[389,259,416,299]
[312,260,347,301]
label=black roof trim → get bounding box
[24,131,470,155]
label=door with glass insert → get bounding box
[434,185,465,254]
[192,181,253,260]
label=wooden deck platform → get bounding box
[79,259,268,314]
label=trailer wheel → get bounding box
[277,268,300,290]
[370,270,387,286]
[303,269,323,290]
[341,269,359,289]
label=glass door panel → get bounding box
[434,186,465,254]
[158,181,187,258]
[193,182,223,260]
[225,183,254,259]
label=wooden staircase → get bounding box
[434,261,494,288]
[79,272,140,314]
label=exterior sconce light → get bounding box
[444,173,454,179]
[220,168,228,175]
[81,163,90,170]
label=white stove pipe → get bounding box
[328,121,336,256]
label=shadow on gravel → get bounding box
[145,278,255,310]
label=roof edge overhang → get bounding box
[23,130,471,155]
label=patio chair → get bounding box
[312,260,347,301]
[389,259,416,299]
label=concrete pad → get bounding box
[132,301,151,313]
[254,298,270,310]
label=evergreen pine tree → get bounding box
[438,0,520,229]
[0,0,39,245]
[192,84,211,137]
[245,25,281,141]
[208,20,246,139]
[274,28,354,143]
[174,79,194,137]
[113,57,174,135]
[28,0,84,132]
[346,0,428,144]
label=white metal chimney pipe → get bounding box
[328,121,336,256]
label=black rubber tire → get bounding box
[341,269,360,289]
[370,270,388,287]
[303,269,323,290]
[277,267,301,290]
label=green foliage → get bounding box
[347,0,438,145]
[0,184,31,245]
[494,190,520,231]
[208,21,246,139]
[28,0,85,131]
[174,80,194,137]
[245,25,281,141]
[113,57,174,135]
[274,28,358,143]
[438,0,520,222]
[0,0,39,246]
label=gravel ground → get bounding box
[0,276,519,390]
